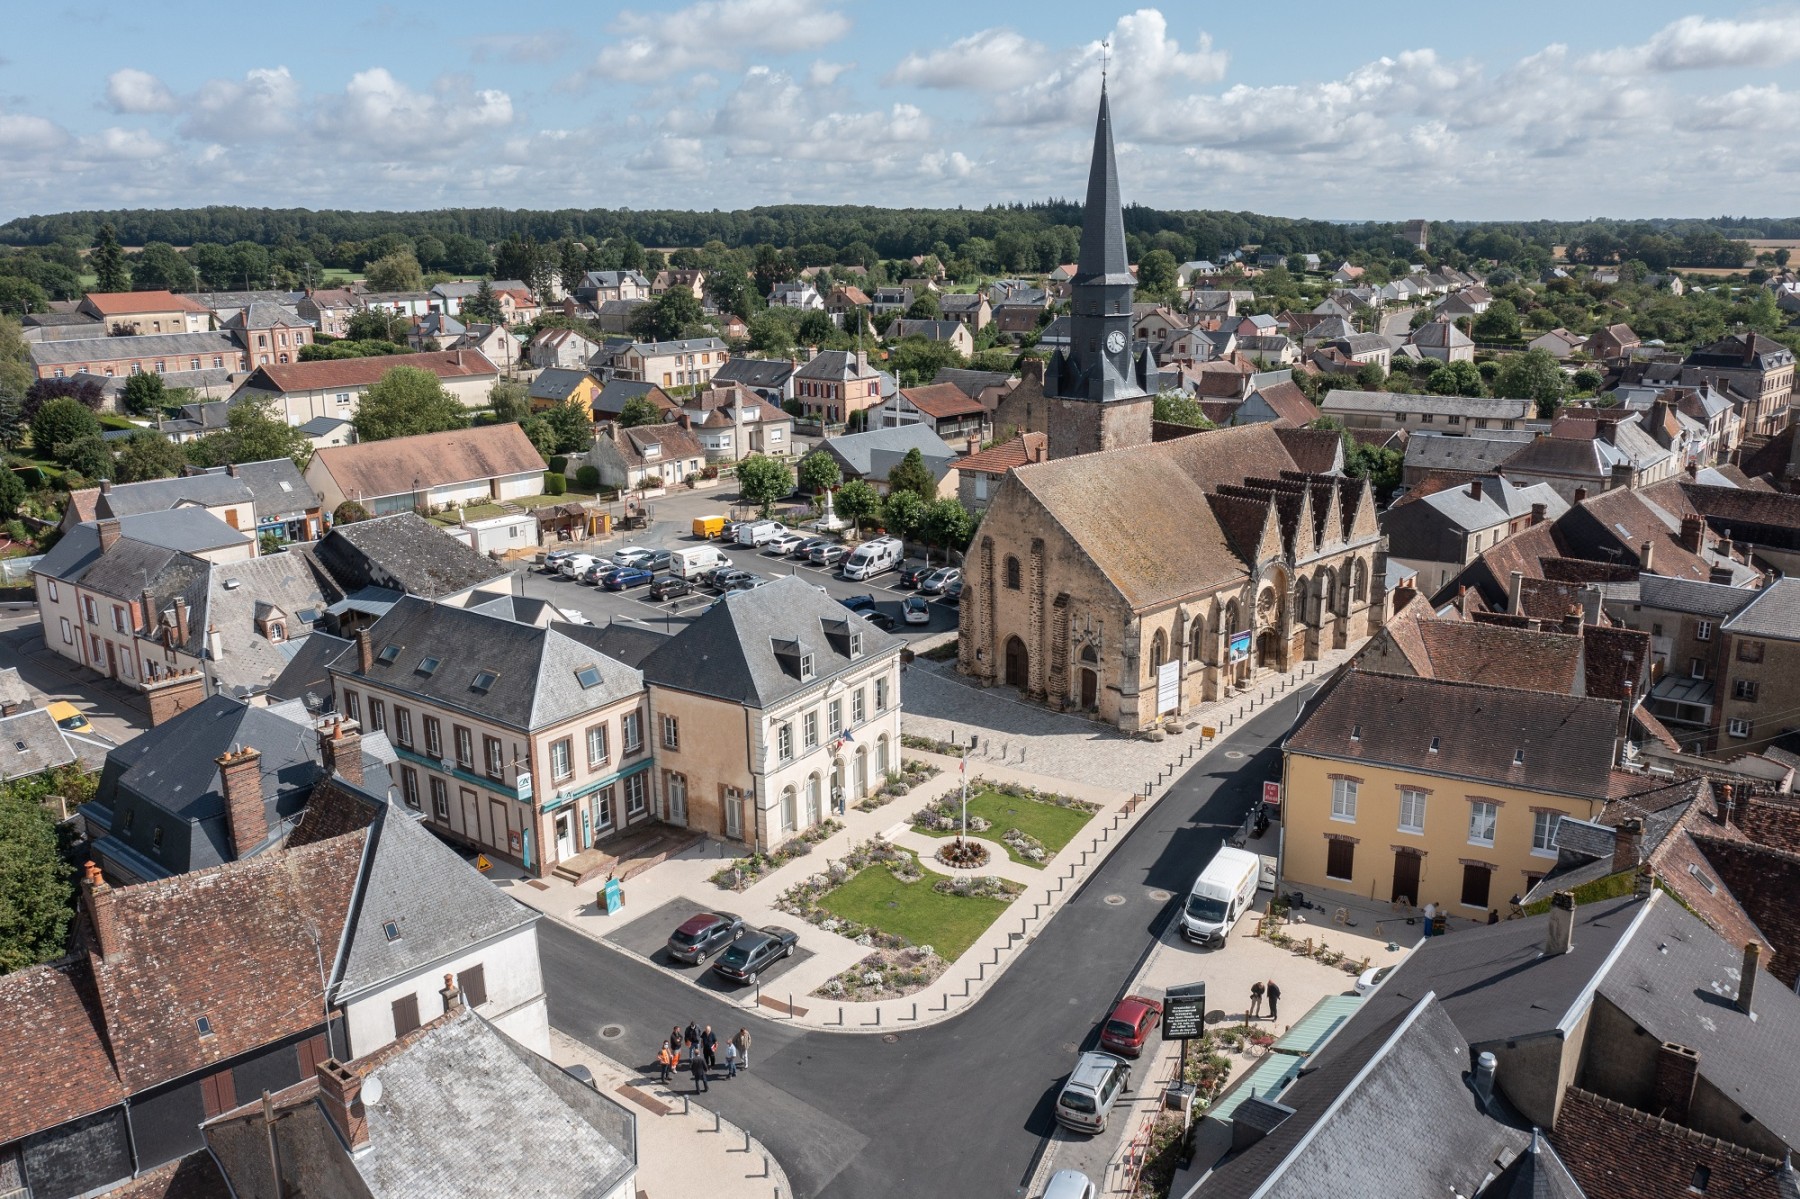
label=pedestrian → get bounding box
[725,1040,739,1079]
[734,1027,751,1071]
[1488,908,1500,926]
[1266,979,1281,1022]
[1422,901,1436,937]
[684,1020,699,1054]
[669,1026,684,1057]
[689,1049,708,1093]
[657,1044,674,1083]
[1249,980,1265,1019]
[702,1025,717,1069]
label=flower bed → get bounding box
[777,839,1020,960]
[908,780,1098,868]
[854,759,941,812]
[708,818,844,891]
[814,945,948,1001]
[900,732,964,756]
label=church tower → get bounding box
[1040,85,1155,457]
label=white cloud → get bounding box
[105,68,177,114]
[588,0,850,84]
[86,127,171,160]
[470,29,574,64]
[704,66,930,161]
[886,29,1046,90]
[985,11,1229,127]
[920,148,974,178]
[1583,11,1800,73]
[322,69,513,157]
[808,59,852,87]
[628,135,707,173]
[0,111,69,158]
[182,66,303,141]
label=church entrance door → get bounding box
[1080,668,1098,710]
[1004,636,1029,689]
[1256,628,1281,670]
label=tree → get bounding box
[129,242,197,292]
[353,367,471,442]
[1775,248,1791,268]
[881,488,926,543]
[115,430,187,482]
[1136,248,1178,297]
[0,780,76,973]
[488,378,530,423]
[539,402,594,454]
[1152,392,1215,428]
[922,497,974,551]
[346,308,409,343]
[1472,298,1521,341]
[797,449,842,493]
[0,317,30,397]
[0,466,25,518]
[617,396,665,428]
[630,288,703,342]
[796,309,836,347]
[364,250,424,293]
[1493,348,1565,417]
[905,294,941,320]
[892,338,967,388]
[59,435,114,480]
[30,396,101,458]
[736,453,794,515]
[463,280,504,325]
[885,447,938,504]
[91,223,128,292]
[0,276,48,315]
[0,387,24,453]
[836,478,879,534]
[333,499,372,526]
[184,397,315,468]
[747,312,794,355]
[1425,359,1484,397]
[518,415,558,457]
[23,375,105,420]
[121,370,167,416]
[1571,367,1603,394]
[1343,440,1403,499]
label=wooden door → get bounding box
[1004,636,1029,688]
[1391,851,1421,906]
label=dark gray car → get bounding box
[711,925,799,984]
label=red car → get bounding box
[1099,994,1163,1058]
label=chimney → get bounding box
[81,861,118,958]
[99,479,112,496]
[1573,486,1589,504]
[1468,478,1483,501]
[315,1059,370,1152]
[319,719,363,786]
[1611,817,1643,876]
[1473,1051,1498,1107]
[1562,606,1584,635]
[440,972,463,1016]
[1545,890,1576,956]
[217,746,268,858]
[1610,462,1634,490]
[1531,502,1547,526]
[1639,540,1655,573]
[1716,782,1735,825]
[356,629,374,675]
[226,463,238,477]
[1679,514,1704,554]
[1653,1042,1699,1123]
[1744,334,1757,365]
[1508,570,1525,613]
[1737,941,1761,1015]
[1709,565,1734,585]
[173,597,189,646]
[139,588,155,634]
[97,518,122,553]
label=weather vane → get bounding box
[1101,40,1110,86]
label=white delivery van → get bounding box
[841,536,904,581]
[736,520,783,547]
[1181,845,1263,944]
[672,545,729,580]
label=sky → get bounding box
[2,1,1799,224]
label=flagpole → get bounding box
[960,742,970,847]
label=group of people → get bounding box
[1247,978,1282,1021]
[658,1021,751,1091]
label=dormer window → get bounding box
[1428,737,1440,754]
[267,623,284,643]
[1513,749,1525,766]
[1350,724,1360,741]
[850,632,862,658]
[801,654,815,680]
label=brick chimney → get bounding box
[81,860,118,958]
[1573,486,1589,504]
[97,518,122,553]
[440,972,463,1016]
[1562,606,1584,635]
[1653,1042,1699,1123]
[1468,478,1482,501]
[1545,890,1576,956]
[139,588,155,634]
[319,719,363,786]
[1736,941,1761,1015]
[1717,782,1735,825]
[1679,514,1704,554]
[145,668,206,726]
[1531,502,1547,525]
[315,1059,370,1152]
[1639,540,1655,573]
[173,596,190,647]
[355,629,373,675]
[217,746,267,858]
[1611,817,1643,876]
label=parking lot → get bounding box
[515,528,962,643]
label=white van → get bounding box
[841,536,904,581]
[671,545,729,580]
[736,520,783,547]
[1181,846,1262,944]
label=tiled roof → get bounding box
[83,290,209,315]
[242,350,497,393]
[1248,379,1319,426]
[1271,427,1342,474]
[0,957,124,1143]
[1322,388,1535,420]
[310,423,544,502]
[1286,669,1621,798]
[955,432,1048,475]
[1551,1087,1796,1199]
[896,382,985,420]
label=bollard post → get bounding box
[788,993,794,1019]
[745,1129,752,1153]
[911,1001,918,1021]
[715,1110,722,1133]
[684,1096,691,1116]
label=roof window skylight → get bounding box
[471,670,498,693]
[377,644,401,665]
[383,919,401,942]
[417,656,440,676]
[575,665,603,689]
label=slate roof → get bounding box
[1411,319,1474,350]
[329,595,643,732]
[311,513,507,599]
[1322,389,1536,420]
[931,367,1016,399]
[238,350,497,394]
[712,357,795,390]
[891,319,968,343]
[593,378,677,418]
[196,553,338,697]
[588,622,671,670]
[639,575,903,709]
[299,415,352,437]
[215,458,317,521]
[29,329,241,366]
[1404,431,1537,476]
[92,472,254,518]
[0,958,124,1143]
[0,706,79,781]
[221,302,308,331]
[1635,575,1761,620]
[527,367,597,402]
[821,423,957,480]
[1721,576,1800,641]
[267,631,352,708]
[1286,669,1622,799]
[311,423,544,502]
[334,807,538,999]
[34,510,250,586]
[627,336,726,356]
[794,349,880,382]
[1397,474,1569,533]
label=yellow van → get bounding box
[691,515,725,540]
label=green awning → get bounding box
[1206,1053,1302,1124]
[1271,994,1363,1057]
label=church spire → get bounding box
[1075,84,1133,287]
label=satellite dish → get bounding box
[362,1075,383,1105]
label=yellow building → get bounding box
[527,367,602,413]
[1280,670,1623,916]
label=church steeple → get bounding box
[1075,86,1133,289]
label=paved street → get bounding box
[540,690,1302,1199]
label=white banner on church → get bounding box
[1157,660,1180,715]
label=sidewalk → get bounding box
[549,1029,793,1199]
[498,643,1366,1036]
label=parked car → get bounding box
[648,575,691,601]
[838,594,877,612]
[665,911,744,964]
[726,572,771,591]
[721,520,751,541]
[711,925,799,985]
[711,568,752,591]
[919,567,962,595]
[792,537,830,560]
[579,561,611,585]
[559,553,599,579]
[47,701,93,735]
[767,532,808,555]
[1355,963,1399,996]
[897,563,932,589]
[612,546,653,566]
[704,563,743,589]
[602,566,654,590]
[1043,1171,1097,1199]
[861,609,897,631]
[810,543,849,567]
[1054,1051,1132,1134]
[544,547,579,571]
[942,577,963,605]
[902,596,932,625]
[1098,995,1162,1058]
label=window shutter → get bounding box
[201,1068,238,1117]
[458,963,488,1010]
[392,992,422,1036]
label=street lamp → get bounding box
[958,735,980,848]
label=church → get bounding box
[960,88,1386,730]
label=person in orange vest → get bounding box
[657,1043,676,1083]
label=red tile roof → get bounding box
[246,349,497,393]
[1551,1086,1791,1199]
[899,382,986,420]
[956,432,1048,475]
[84,290,209,316]
[310,422,545,501]
[0,958,124,1143]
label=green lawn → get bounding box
[913,788,1095,868]
[818,852,1012,959]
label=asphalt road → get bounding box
[541,691,1305,1199]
